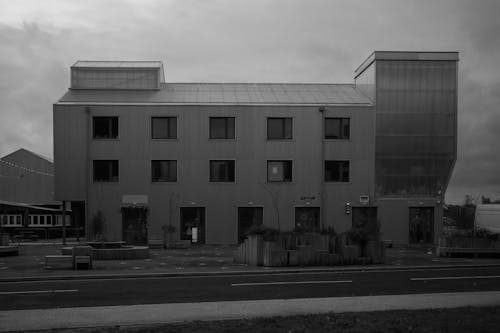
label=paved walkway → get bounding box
[1,243,500,282]
[1,291,499,332]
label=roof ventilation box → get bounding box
[70,61,165,90]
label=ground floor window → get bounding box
[352,207,378,233]
[180,207,206,244]
[409,207,434,244]
[0,215,22,226]
[238,207,263,243]
[295,207,320,232]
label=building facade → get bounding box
[53,52,458,245]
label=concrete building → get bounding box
[53,52,458,245]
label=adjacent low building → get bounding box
[0,148,75,236]
[53,52,458,245]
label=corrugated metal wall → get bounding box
[54,104,375,243]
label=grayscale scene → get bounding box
[1,0,500,332]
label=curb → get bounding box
[2,263,500,283]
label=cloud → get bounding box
[0,0,499,203]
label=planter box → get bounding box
[314,251,329,265]
[326,253,343,266]
[342,245,359,264]
[247,235,263,266]
[0,233,10,246]
[297,245,315,266]
[288,250,298,266]
[366,240,386,264]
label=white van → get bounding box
[474,204,500,233]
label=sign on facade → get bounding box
[122,195,148,206]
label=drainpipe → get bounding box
[62,200,66,245]
[85,107,91,241]
[318,106,326,230]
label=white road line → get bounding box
[231,280,352,287]
[0,289,78,295]
[411,275,500,281]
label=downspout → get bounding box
[85,107,91,241]
[318,106,326,230]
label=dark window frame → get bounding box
[93,116,119,139]
[209,160,235,182]
[151,160,177,182]
[267,117,293,140]
[267,160,293,182]
[325,160,350,182]
[325,117,350,140]
[93,160,119,182]
[209,117,236,139]
[151,117,177,140]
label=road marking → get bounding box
[1,266,498,284]
[0,289,78,295]
[411,275,500,281]
[231,280,352,287]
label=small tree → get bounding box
[261,183,281,232]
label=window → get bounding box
[325,118,350,139]
[152,117,177,139]
[93,160,119,182]
[267,118,292,140]
[210,117,235,139]
[210,160,235,182]
[93,117,118,139]
[151,160,177,182]
[325,160,350,182]
[267,160,292,182]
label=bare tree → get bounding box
[260,182,281,232]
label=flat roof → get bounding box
[355,51,459,79]
[58,83,372,106]
[72,61,163,69]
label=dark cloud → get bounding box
[0,0,499,203]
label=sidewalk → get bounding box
[1,243,500,281]
[1,291,500,332]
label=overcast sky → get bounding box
[0,0,499,204]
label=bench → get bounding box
[174,240,192,249]
[148,239,164,249]
[45,255,73,269]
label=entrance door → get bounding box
[122,207,148,245]
[238,207,263,243]
[409,207,434,244]
[180,207,206,244]
[295,207,320,232]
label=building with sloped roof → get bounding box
[54,52,458,245]
[0,149,77,236]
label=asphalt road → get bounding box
[1,266,500,310]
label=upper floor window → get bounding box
[93,160,119,182]
[325,118,350,139]
[267,117,292,140]
[93,117,118,139]
[151,160,177,182]
[267,160,292,182]
[325,160,350,182]
[210,160,235,182]
[210,117,235,139]
[152,117,177,139]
